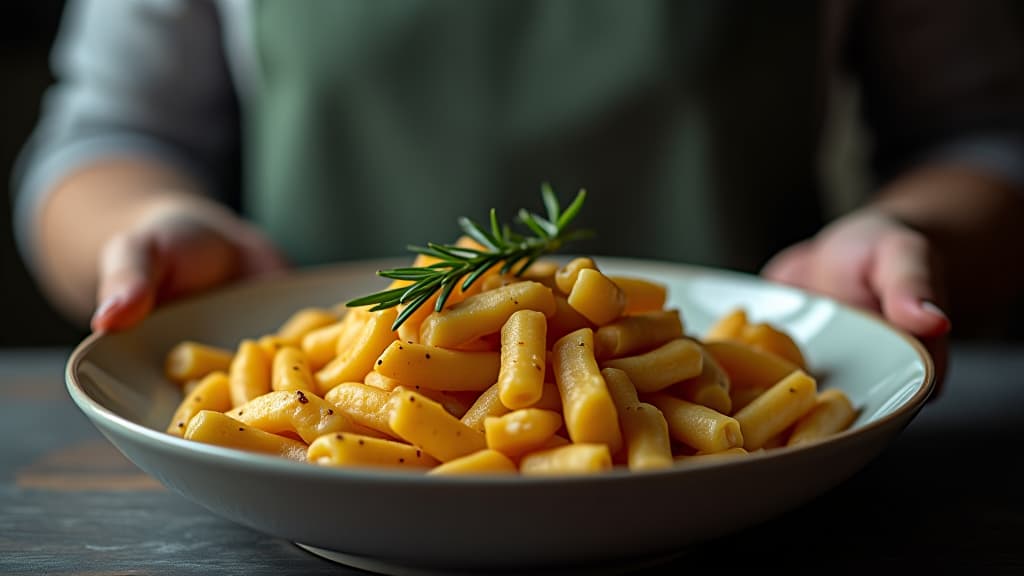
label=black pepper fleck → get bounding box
[336,434,343,440]
[296,391,309,404]
[789,388,796,394]
[377,359,383,365]
[409,395,415,402]
[425,353,431,360]
[327,409,334,415]
[416,449,422,458]
[398,458,405,463]
[177,422,184,428]
[238,427,244,431]
[358,439,365,445]
[292,365,300,371]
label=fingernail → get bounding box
[91,296,124,330]
[921,300,948,320]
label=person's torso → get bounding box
[245,0,825,272]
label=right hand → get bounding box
[91,199,288,332]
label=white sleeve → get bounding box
[10,0,240,268]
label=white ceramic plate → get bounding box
[66,258,934,574]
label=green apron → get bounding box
[248,0,824,272]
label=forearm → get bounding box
[34,158,213,323]
[868,162,1024,329]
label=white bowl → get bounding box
[66,258,934,574]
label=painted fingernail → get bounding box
[91,296,124,330]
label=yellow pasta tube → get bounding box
[166,371,231,436]
[786,388,856,446]
[387,390,486,462]
[396,320,421,345]
[704,340,798,390]
[520,444,612,476]
[483,260,559,292]
[324,382,395,437]
[460,380,561,431]
[257,335,290,361]
[672,345,732,414]
[546,295,593,349]
[647,393,743,453]
[229,340,271,407]
[567,268,626,326]
[600,338,702,394]
[164,341,233,384]
[551,328,622,453]
[334,307,371,354]
[308,432,437,470]
[182,378,203,397]
[301,321,347,371]
[554,257,596,294]
[602,368,672,471]
[497,310,547,409]
[272,346,314,392]
[374,341,500,392]
[428,449,517,475]
[315,308,398,394]
[675,447,749,463]
[419,281,557,348]
[609,276,667,315]
[704,308,747,341]
[740,323,808,370]
[227,389,357,443]
[593,309,684,360]
[276,307,338,345]
[734,370,817,450]
[363,370,402,391]
[730,386,766,414]
[184,410,307,461]
[484,409,563,458]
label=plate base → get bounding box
[295,542,686,575]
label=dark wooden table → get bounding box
[2,344,1022,575]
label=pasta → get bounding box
[165,255,857,475]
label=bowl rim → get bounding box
[65,258,935,486]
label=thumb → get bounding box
[868,229,951,338]
[91,232,163,332]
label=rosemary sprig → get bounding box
[347,184,591,330]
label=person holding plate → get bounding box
[12,0,1024,372]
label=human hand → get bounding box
[762,209,951,384]
[90,198,288,332]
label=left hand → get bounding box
[762,209,951,387]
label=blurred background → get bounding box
[1,2,82,346]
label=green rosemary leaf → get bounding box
[489,208,503,247]
[347,184,592,330]
[393,289,435,329]
[434,277,460,312]
[460,256,497,291]
[515,252,542,276]
[557,189,587,231]
[518,209,550,239]
[346,285,409,307]
[458,217,499,251]
[541,182,560,223]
